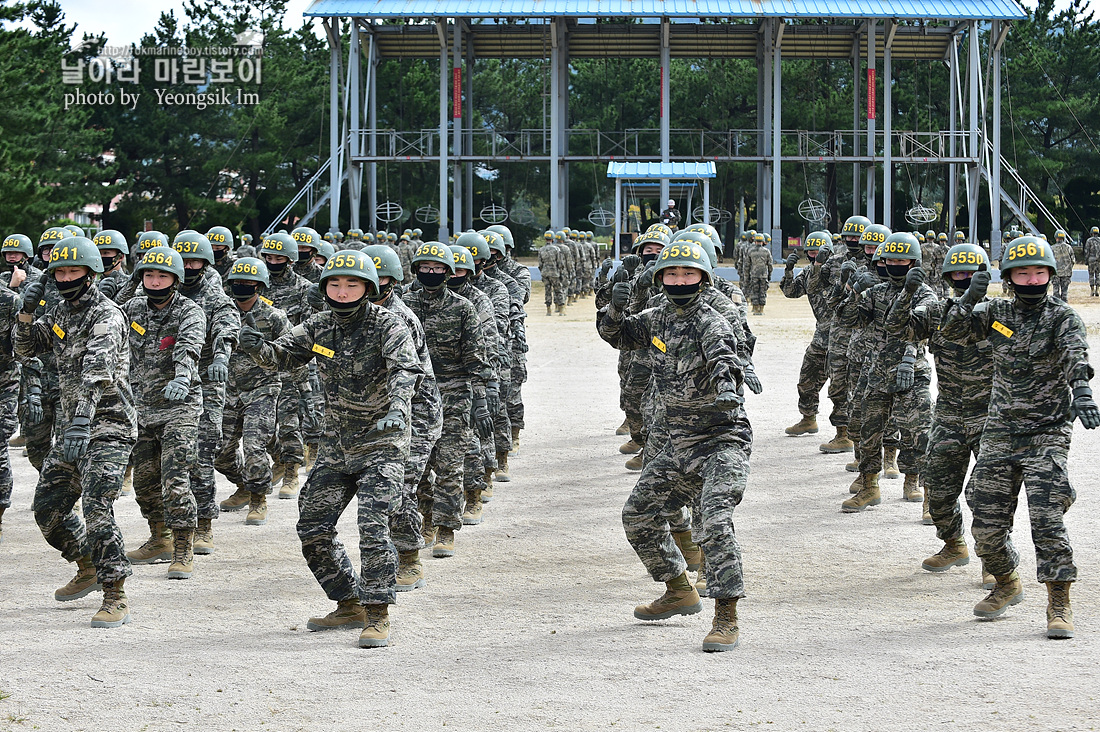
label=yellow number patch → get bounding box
[652,336,667,353]
[52,323,65,340]
[992,321,1013,338]
[259,296,273,306]
[311,343,335,358]
[131,321,146,335]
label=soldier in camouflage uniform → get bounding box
[940,235,1098,638]
[781,231,835,436]
[745,232,773,314]
[539,230,566,315]
[885,242,993,569]
[207,226,235,279]
[1084,226,1100,297]
[171,233,240,554]
[237,233,257,260]
[404,242,493,559]
[216,258,290,527]
[554,231,577,302]
[16,236,137,628]
[260,233,317,499]
[599,240,750,653]
[91,230,129,302]
[839,233,936,512]
[291,227,326,466]
[292,227,325,284]
[241,249,422,648]
[0,273,20,543]
[120,247,207,580]
[396,232,416,282]
[1051,230,1075,301]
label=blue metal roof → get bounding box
[606,162,717,179]
[305,0,1026,20]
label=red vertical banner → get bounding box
[453,67,461,119]
[867,68,876,120]
[659,67,664,118]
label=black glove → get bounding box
[785,253,799,270]
[375,409,406,434]
[611,282,631,310]
[22,278,45,314]
[743,364,763,395]
[637,262,655,290]
[598,259,613,280]
[904,266,926,294]
[713,387,744,410]
[473,396,493,439]
[622,254,641,275]
[27,386,43,425]
[486,380,501,415]
[208,354,229,383]
[852,271,877,294]
[306,283,325,311]
[163,375,190,402]
[961,269,991,306]
[1072,383,1100,429]
[840,259,857,285]
[895,355,915,391]
[238,314,264,353]
[62,415,91,463]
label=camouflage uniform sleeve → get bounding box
[210,295,241,362]
[939,299,992,344]
[381,314,422,423]
[113,275,140,305]
[252,313,320,372]
[75,307,128,420]
[173,303,208,382]
[837,283,871,329]
[781,266,809,298]
[459,302,492,398]
[0,288,17,355]
[1058,308,1094,386]
[698,307,745,393]
[14,310,54,359]
[884,290,942,340]
[597,303,653,351]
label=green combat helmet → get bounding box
[346,228,364,242]
[485,224,514,251]
[672,230,717,268]
[135,245,185,281]
[47,236,103,273]
[653,240,712,308]
[1001,235,1058,275]
[955,231,966,243]
[841,215,872,246]
[172,231,215,264]
[879,232,922,284]
[39,226,73,252]
[480,230,507,258]
[941,243,989,293]
[2,234,35,261]
[227,257,270,288]
[64,224,85,238]
[647,223,674,240]
[363,244,404,282]
[320,249,380,295]
[805,230,831,259]
[683,223,723,255]
[448,246,476,280]
[136,231,169,253]
[259,232,299,262]
[241,233,254,248]
[412,241,456,272]
[315,242,336,265]
[456,231,490,262]
[92,230,128,256]
[292,227,322,253]
[860,223,891,256]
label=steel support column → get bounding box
[866,20,876,219]
[991,20,1004,257]
[348,24,361,230]
[614,177,622,259]
[851,36,861,215]
[368,28,378,231]
[968,21,980,239]
[883,34,892,228]
[660,18,671,208]
[550,21,566,228]
[326,18,341,233]
[437,20,449,241]
[761,20,773,236]
[771,20,783,257]
[465,40,474,230]
[452,22,462,232]
[948,37,958,232]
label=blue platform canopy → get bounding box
[305,0,1026,20]
[607,162,717,180]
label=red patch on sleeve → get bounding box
[159,336,176,350]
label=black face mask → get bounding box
[885,263,910,283]
[417,270,447,291]
[56,273,91,302]
[100,254,120,272]
[144,283,175,305]
[183,266,204,288]
[213,249,228,263]
[230,282,258,302]
[1013,281,1049,307]
[370,280,395,303]
[663,281,702,308]
[950,275,972,294]
[447,274,469,291]
[324,291,366,317]
[875,262,888,278]
[640,252,659,265]
[266,260,287,275]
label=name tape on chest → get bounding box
[52,323,65,340]
[991,320,1013,339]
[652,336,667,353]
[311,343,335,358]
[259,296,273,306]
[131,321,146,336]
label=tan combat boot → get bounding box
[8,433,25,447]
[126,520,172,564]
[819,426,854,454]
[922,537,970,572]
[845,459,859,473]
[433,527,455,558]
[619,439,642,455]
[510,426,521,455]
[633,572,703,620]
[279,463,300,499]
[702,598,740,652]
[842,473,882,512]
[422,525,437,549]
[167,529,194,580]
[556,303,565,316]
[220,486,250,512]
[625,452,644,471]
[546,304,552,315]
[396,549,425,592]
[270,462,285,490]
[194,517,214,555]
[90,579,130,628]
[672,530,703,572]
[358,604,391,648]
[784,414,819,436]
[462,489,484,526]
[55,555,101,601]
[903,473,923,502]
[973,570,1024,618]
[494,451,511,483]
[981,565,996,590]
[1046,581,1074,639]
[882,447,901,479]
[694,554,708,597]
[848,473,864,494]
[304,443,317,471]
[307,598,367,631]
[615,419,630,436]
[246,493,268,526]
[922,493,933,525]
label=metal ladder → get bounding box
[982,137,1068,236]
[263,148,347,236]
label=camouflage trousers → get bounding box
[0,381,18,509]
[32,436,135,583]
[794,325,833,421]
[297,447,402,606]
[508,347,526,432]
[190,382,225,519]
[623,355,653,446]
[271,376,304,467]
[858,378,932,476]
[848,359,900,465]
[20,384,60,472]
[133,419,200,530]
[303,362,324,446]
[925,414,984,542]
[493,370,513,456]
[825,325,852,428]
[543,275,566,307]
[1054,275,1072,301]
[968,434,1077,583]
[1089,262,1100,288]
[746,277,769,306]
[623,434,750,599]
[391,411,441,552]
[216,393,277,496]
[418,385,473,531]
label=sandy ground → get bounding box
[3,280,1100,731]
